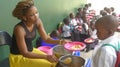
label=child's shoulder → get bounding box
[101,43,117,55]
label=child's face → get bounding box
[66,19,70,25]
[70,13,75,18]
[95,23,110,40]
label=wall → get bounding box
[0,0,86,35]
[0,0,86,66]
[35,0,86,33]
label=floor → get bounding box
[80,50,93,59]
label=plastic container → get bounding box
[64,42,86,52]
[72,51,81,56]
[52,45,72,58]
[56,54,85,67]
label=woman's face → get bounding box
[25,6,39,23]
[95,23,110,40]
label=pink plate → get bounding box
[84,38,95,44]
[64,42,86,51]
[38,46,52,55]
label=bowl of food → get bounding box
[52,45,72,58]
[56,54,85,67]
[84,38,95,44]
[64,42,86,52]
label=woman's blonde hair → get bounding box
[12,0,34,20]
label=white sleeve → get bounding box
[84,23,89,31]
[62,25,70,31]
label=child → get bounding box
[62,17,71,39]
[89,20,97,39]
[91,15,119,67]
[69,13,78,27]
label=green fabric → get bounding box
[102,42,120,51]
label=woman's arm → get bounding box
[36,19,62,44]
[14,25,47,59]
[14,25,58,62]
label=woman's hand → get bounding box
[46,55,58,62]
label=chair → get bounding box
[0,31,12,46]
[0,31,12,67]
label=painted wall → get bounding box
[0,0,86,66]
[35,0,86,33]
[0,0,86,35]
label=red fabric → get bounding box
[115,51,120,67]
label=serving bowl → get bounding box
[52,45,72,58]
[56,54,85,67]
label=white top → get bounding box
[70,19,78,26]
[83,23,89,31]
[91,29,97,39]
[91,33,120,67]
[62,24,71,37]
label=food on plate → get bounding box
[87,39,93,43]
[85,38,94,43]
[71,45,82,50]
[63,57,72,64]
[64,42,86,51]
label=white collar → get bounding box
[100,33,117,45]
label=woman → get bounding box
[9,0,70,67]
